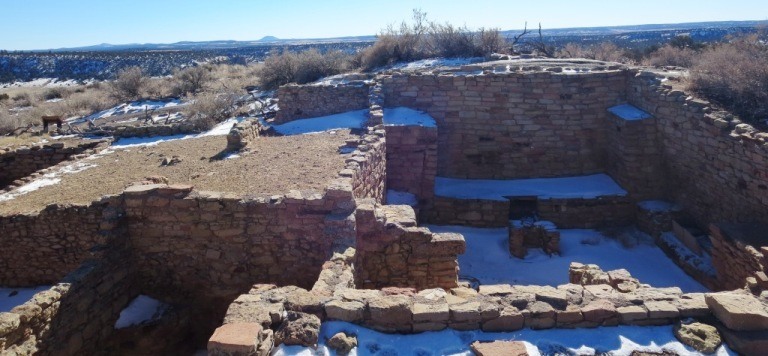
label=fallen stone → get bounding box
[470,340,528,356]
[326,332,357,355]
[673,321,721,354]
[718,327,768,355]
[274,311,321,347]
[706,292,768,331]
[208,322,272,356]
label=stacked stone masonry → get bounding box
[354,200,465,290]
[384,124,438,210]
[0,140,108,188]
[380,71,627,179]
[275,83,370,124]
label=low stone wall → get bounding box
[225,119,269,151]
[109,122,198,139]
[537,196,636,229]
[346,129,386,202]
[385,124,438,209]
[426,196,509,227]
[1,246,137,355]
[0,196,124,286]
[709,223,767,291]
[275,84,370,124]
[0,140,109,188]
[354,201,465,290]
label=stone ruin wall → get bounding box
[0,121,388,354]
[1,240,138,355]
[0,196,124,287]
[379,70,627,180]
[0,140,109,189]
[383,122,438,209]
[354,201,465,290]
[275,84,370,124]
[628,72,768,226]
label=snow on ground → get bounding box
[435,174,627,201]
[392,57,485,71]
[660,232,716,278]
[114,295,168,329]
[274,321,733,356]
[0,78,94,89]
[110,117,242,148]
[639,200,681,212]
[386,189,418,206]
[609,104,652,121]
[1,286,51,312]
[271,110,368,136]
[427,225,708,292]
[382,107,436,127]
[0,160,100,203]
[312,73,372,86]
[69,99,183,123]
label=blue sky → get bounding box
[2,0,766,50]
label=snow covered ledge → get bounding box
[427,174,635,228]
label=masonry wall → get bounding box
[355,201,465,290]
[275,84,370,124]
[384,125,437,207]
[380,71,627,179]
[348,130,386,202]
[1,247,138,355]
[628,73,768,226]
[604,113,666,200]
[537,196,636,228]
[708,223,767,290]
[426,197,509,227]
[0,140,107,188]
[0,196,124,286]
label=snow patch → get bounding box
[609,104,652,121]
[111,117,241,148]
[393,57,485,71]
[273,321,733,356]
[383,107,436,127]
[660,232,716,277]
[435,174,627,201]
[1,286,51,312]
[114,295,169,329]
[271,110,367,135]
[0,161,99,202]
[427,225,707,292]
[386,190,418,206]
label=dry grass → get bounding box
[0,130,357,214]
[258,49,352,90]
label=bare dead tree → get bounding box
[509,22,531,54]
[532,23,556,58]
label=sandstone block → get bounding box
[581,299,617,324]
[275,312,321,347]
[412,302,449,323]
[369,295,412,326]
[645,301,679,319]
[470,340,528,356]
[325,300,365,323]
[674,321,721,354]
[482,307,524,332]
[208,322,271,356]
[706,292,768,331]
[617,305,647,324]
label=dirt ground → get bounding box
[0,130,357,214]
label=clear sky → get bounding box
[2,0,766,50]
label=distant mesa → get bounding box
[258,36,280,42]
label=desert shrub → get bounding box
[11,92,31,107]
[142,76,174,98]
[644,45,697,67]
[108,66,147,100]
[358,9,505,71]
[66,88,115,115]
[0,93,9,102]
[557,42,633,63]
[0,110,21,133]
[184,91,237,130]
[688,34,768,123]
[172,65,213,96]
[258,49,352,89]
[40,87,69,101]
